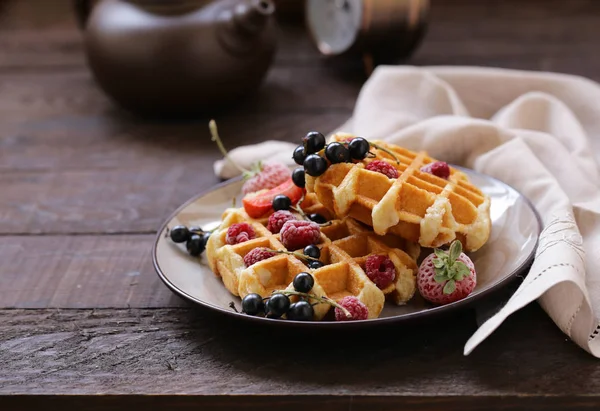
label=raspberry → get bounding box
[226,223,256,245]
[365,255,396,289]
[365,160,399,179]
[279,220,320,250]
[335,296,368,321]
[421,161,450,179]
[267,210,296,234]
[243,247,276,267]
[242,161,291,195]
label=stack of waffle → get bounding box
[206,194,420,320]
[306,134,491,252]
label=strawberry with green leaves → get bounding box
[417,240,476,305]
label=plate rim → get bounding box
[152,168,542,328]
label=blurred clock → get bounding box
[306,0,429,62]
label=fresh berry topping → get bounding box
[420,161,450,179]
[280,220,321,250]
[308,260,324,269]
[267,210,296,234]
[272,195,291,211]
[291,167,306,188]
[303,244,321,259]
[417,240,477,305]
[293,272,315,293]
[226,222,256,245]
[365,255,396,289]
[243,247,276,267]
[308,213,327,224]
[265,293,291,318]
[348,137,370,160]
[335,296,368,321]
[242,178,304,218]
[241,293,265,316]
[293,146,307,165]
[303,131,326,154]
[304,154,328,177]
[287,301,314,321]
[241,161,291,195]
[186,233,205,256]
[325,142,351,164]
[170,225,190,243]
[365,160,399,179]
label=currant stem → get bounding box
[229,301,239,313]
[209,119,251,175]
[369,142,400,164]
[266,249,321,263]
[273,290,352,318]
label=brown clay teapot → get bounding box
[75,0,278,116]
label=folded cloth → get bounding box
[214,66,600,357]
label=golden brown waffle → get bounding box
[305,134,491,252]
[205,201,420,320]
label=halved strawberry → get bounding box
[242,178,304,218]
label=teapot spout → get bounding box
[233,0,275,34]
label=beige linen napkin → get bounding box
[214,66,600,357]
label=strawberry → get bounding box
[209,120,290,195]
[242,178,304,218]
[242,161,291,195]
[417,240,476,305]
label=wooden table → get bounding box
[2,0,600,409]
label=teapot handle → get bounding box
[73,0,94,29]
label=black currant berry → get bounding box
[292,167,306,188]
[308,260,324,269]
[293,146,306,165]
[202,231,211,247]
[308,213,327,224]
[287,301,314,321]
[265,293,291,318]
[348,137,370,160]
[303,245,321,259]
[293,272,315,293]
[272,195,291,211]
[304,154,328,177]
[325,142,351,164]
[303,131,326,154]
[170,225,190,243]
[186,233,205,256]
[241,293,265,316]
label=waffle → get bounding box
[305,134,491,252]
[205,197,420,320]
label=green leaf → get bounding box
[448,241,462,264]
[434,274,447,284]
[433,258,445,269]
[443,279,456,295]
[434,249,447,260]
[452,261,470,281]
[434,267,446,277]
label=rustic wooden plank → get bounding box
[2,395,600,411]
[0,305,598,401]
[0,235,182,309]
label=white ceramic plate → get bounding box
[153,168,541,327]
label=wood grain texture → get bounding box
[0,305,599,408]
[0,235,183,309]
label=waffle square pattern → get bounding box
[206,198,420,320]
[306,134,491,252]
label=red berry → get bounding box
[365,160,399,179]
[226,223,256,245]
[421,161,450,179]
[242,162,291,195]
[267,210,296,234]
[365,255,396,289]
[243,247,276,267]
[279,220,320,250]
[335,296,368,321]
[417,246,476,305]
